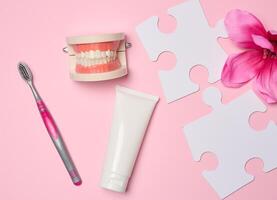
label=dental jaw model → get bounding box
[66,33,128,81]
[74,42,120,73]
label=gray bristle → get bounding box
[18,62,32,81]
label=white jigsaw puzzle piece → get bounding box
[184,87,277,199]
[136,0,228,103]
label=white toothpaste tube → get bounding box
[100,85,159,192]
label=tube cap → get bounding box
[100,171,129,192]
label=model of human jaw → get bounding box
[66,33,128,81]
[74,41,120,73]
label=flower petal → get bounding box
[221,49,265,87]
[252,34,274,51]
[253,60,277,103]
[225,9,268,49]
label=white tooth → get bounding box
[99,58,104,64]
[90,59,94,66]
[101,51,106,58]
[87,59,91,66]
[86,58,90,67]
[79,58,83,66]
[81,52,85,58]
[87,58,90,67]
[89,50,95,59]
[82,58,86,66]
[107,57,111,63]
[95,50,100,58]
[84,58,87,66]
[83,58,87,67]
[103,58,107,64]
[85,51,89,58]
[106,50,111,57]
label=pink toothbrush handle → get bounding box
[37,100,60,139]
[36,100,82,186]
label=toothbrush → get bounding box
[18,62,82,186]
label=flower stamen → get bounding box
[263,49,276,59]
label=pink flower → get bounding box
[221,9,277,103]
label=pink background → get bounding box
[1,0,277,199]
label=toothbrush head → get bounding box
[18,62,33,83]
